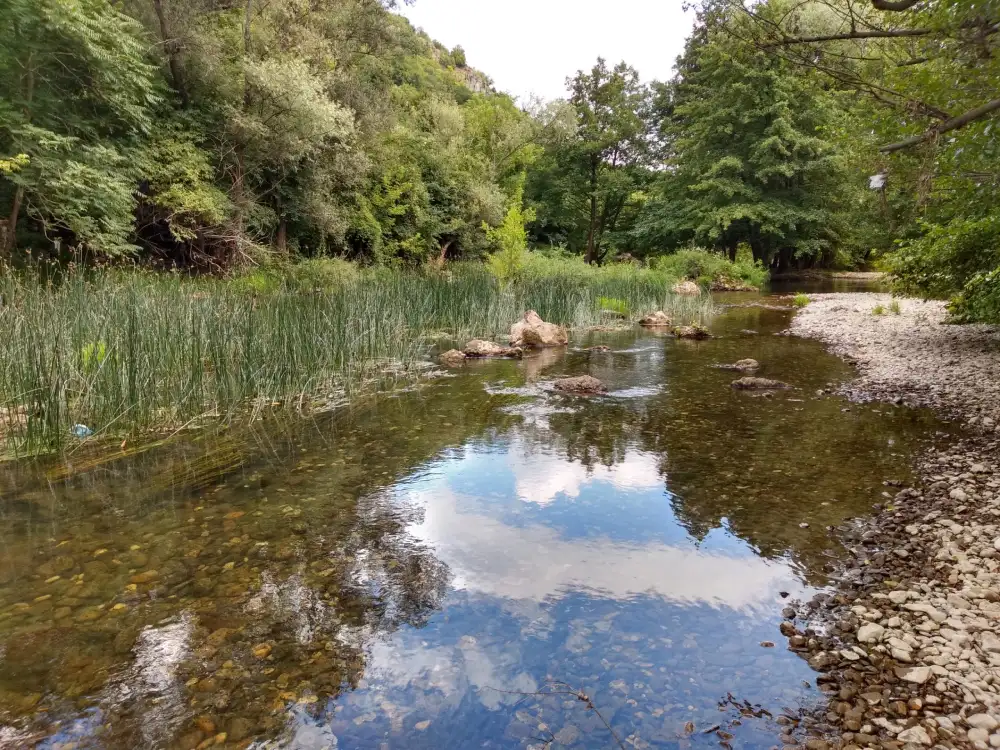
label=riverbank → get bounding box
[785,293,1000,750]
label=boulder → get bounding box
[717,359,760,372]
[674,325,711,340]
[553,376,607,395]
[639,311,672,328]
[463,340,522,358]
[439,349,467,367]
[510,311,568,348]
[672,280,701,296]
[731,377,791,390]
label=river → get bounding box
[0,285,951,749]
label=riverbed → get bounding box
[0,290,951,749]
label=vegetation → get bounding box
[0,262,713,454]
[792,294,810,308]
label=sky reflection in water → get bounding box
[0,299,945,749]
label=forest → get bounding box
[0,0,998,323]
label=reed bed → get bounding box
[0,265,714,455]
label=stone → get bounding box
[968,715,1000,732]
[439,349,467,367]
[903,602,947,623]
[717,359,760,372]
[896,726,931,746]
[463,340,522,358]
[674,325,711,340]
[731,377,791,390]
[888,590,911,605]
[858,623,886,643]
[672,280,701,296]
[780,621,798,637]
[509,311,568,348]
[951,488,969,502]
[638,311,672,328]
[895,666,932,684]
[553,376,607,395]
[414,720,431,731]
[981,632,1000,653]
[970,728,991,744]
[251,643,272,659]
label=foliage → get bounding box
[634,6,853,271]
[526,60,653,264]
[792,294,810,308]
[872,304,886,316]
[889,299,902,315]
[485,189,536,283]
[653,248,769,289]
[0,265,714,453]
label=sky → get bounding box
[398,0,697,102]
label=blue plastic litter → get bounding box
[71,424,93,438]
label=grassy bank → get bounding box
[0,259,721,456]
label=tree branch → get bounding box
[763,27,933,46]
[881,98,1000,152]
[871,0,921,10]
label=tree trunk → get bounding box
[438,239,452,264]
[152,0,188,107]
[1,187,23,256]
[276,215,287,253]
[584,157,598,264]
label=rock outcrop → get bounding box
[672,280,701,296]
[639,311,672,328]
[439,349,467,367]
[553,375,607,394]
[674,325,711,340]
[463,340,522,358]
[510,311,568,348]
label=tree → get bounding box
[0,0,159,256]
[529,60,653,264]
[637,7,852,270]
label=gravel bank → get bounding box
[782,293,1000,750]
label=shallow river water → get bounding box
[0,291,949,749]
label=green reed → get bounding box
[0,266,714,455]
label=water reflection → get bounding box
[0,298,947,748]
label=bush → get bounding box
[652,248,768,289]
[889,217,1000,322]
[230,257,360,294]
[792,293,810,308]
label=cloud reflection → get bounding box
[408,486,804,611]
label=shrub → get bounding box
[792,293,810,308]
[652,248,769,289]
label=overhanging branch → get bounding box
[763,27,933,46]
[871,0,921,10]
[881,98,1000,152]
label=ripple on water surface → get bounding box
[0,299,947,749]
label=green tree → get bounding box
[0,0,159,256]
[638,7,850,270]
[528,60,653,264]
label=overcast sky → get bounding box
[398,1,696,102]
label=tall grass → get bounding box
[0,264,713,455]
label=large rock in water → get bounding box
[439,349,467,367]
[639,311,672,327]
[553,375,607,394]
[731,377,790,390]
[463,340,522,358]
[672,280,701,296]
[717,359,760,372]
[674,325,711,340]
[510,311,568,348]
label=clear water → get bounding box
[0,292,946,749]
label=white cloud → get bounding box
[398,0,696,101]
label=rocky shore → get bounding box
[784,293,1000,750]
